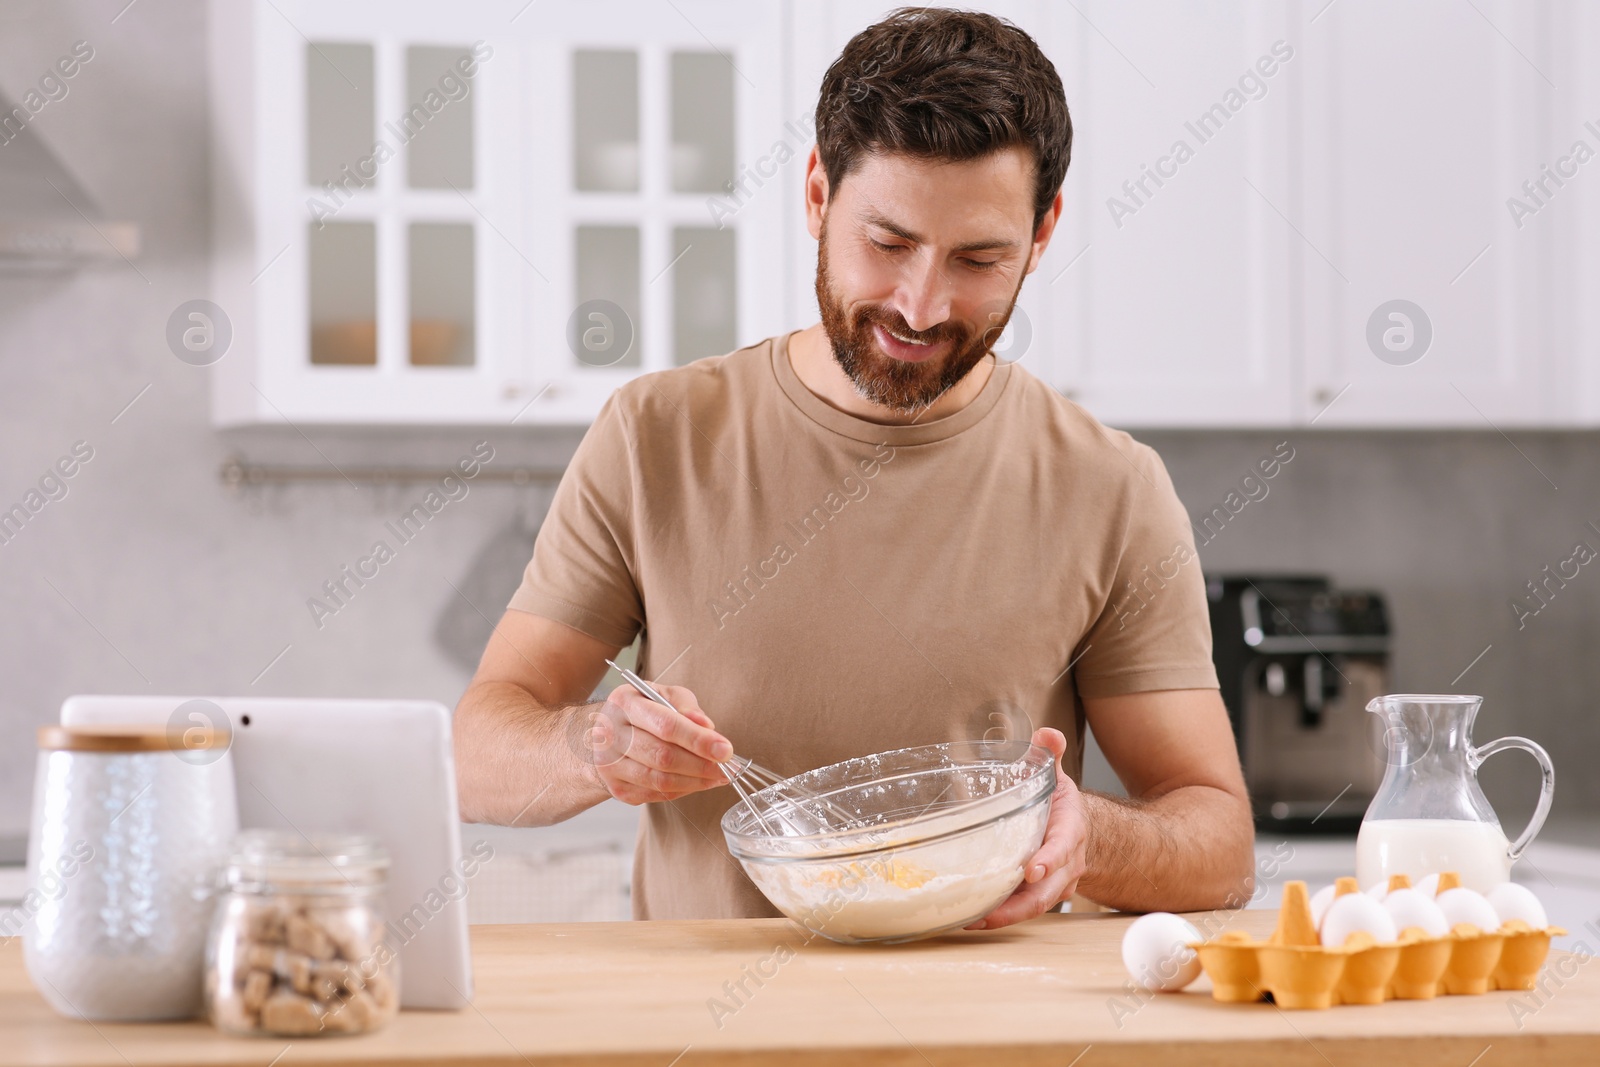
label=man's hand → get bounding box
[583,683,735,806]
[966,727,1087,931]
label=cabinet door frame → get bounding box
[517,1,789,425]
[1036,0,1297,428]
[1564,0,1600,424]
[212,0,786,427]
[1297,0,1558,427]
[214,0,530,425]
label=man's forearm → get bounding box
[454,679,611,826]
[1075,786,1255,913]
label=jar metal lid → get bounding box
[37,724,231,752]
[224,829,390,892]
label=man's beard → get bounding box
[814,224,1023,415]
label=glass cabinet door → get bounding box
[300,35,488,382]
[308,220,377,365]
[304,43,379,367]
[560,46,740,371]
[670,51,733,194]
[573,50,640,193]
[532,0,788,416]
[408,221,475,366]
[671,225,735,365]
[405,45,476,190]
[228,0,784,425]
[306,43,374,188]
[574,224,642,368]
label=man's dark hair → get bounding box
[814,6,1072,233]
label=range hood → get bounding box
[0,89,139,270]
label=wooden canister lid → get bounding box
[37,724,230,752]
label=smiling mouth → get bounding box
[873,323,949,363]
[884,326,932,346]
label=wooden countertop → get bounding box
[3,911,1597,1066]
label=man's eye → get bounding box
[867,239,998,271]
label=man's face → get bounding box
[813,146,1040,414]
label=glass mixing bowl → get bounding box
[720,740,1056,945]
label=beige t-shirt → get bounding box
[508,330,1218,920]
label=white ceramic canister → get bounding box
[23,723,238,1020]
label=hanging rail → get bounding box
[219,455,567,489]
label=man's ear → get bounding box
[804,146,830,240]
[1026,190,1065,275]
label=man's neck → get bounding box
[786,323,995,426]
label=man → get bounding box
[455,7,1254,926]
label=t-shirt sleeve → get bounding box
[506,391,644,648]
[1071,443,1219,699]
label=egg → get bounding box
[1436,887,1501,933]
[1414,872,1441,897]
[1121,912,1203,991]
[1310,884,1338,930]
[1486,883,1548,929]
[1363,882,1389,900]
[1320,892,1398,947]
[1382,887,1450,938]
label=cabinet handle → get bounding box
[503,381,561,401]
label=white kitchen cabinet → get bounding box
[210,0,1593,429]
[1031,0,1594,428]
[210,2,522,424]
[521,2,787,424]
[1039,0,1297,426]
[209,0,785,426]
[1298,0,1562,427]
[1565,0,1600,424]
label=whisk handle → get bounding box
[606,659,764,815]
[604,658,681,714]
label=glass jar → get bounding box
[206,830,399,1036]
[24,724,237,1021]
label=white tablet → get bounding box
[59,695,473,1011]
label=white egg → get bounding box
[1121,912,1203,991]
[1363,882,1389,900]
[1436,887,1501,933]
[1414,872,1441,897]
[1383,887,1450,938]
[1320,892,1398,947]
[1310,884,1337,930]
[1486,883,1548,929]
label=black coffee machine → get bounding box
[1208,575,1391,834]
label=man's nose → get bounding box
[894,252,953,333]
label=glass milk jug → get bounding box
[1356,694,1553,893]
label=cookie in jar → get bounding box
[206,831,399,1036]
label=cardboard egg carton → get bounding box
[1190,875,1566,1010]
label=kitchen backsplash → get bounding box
[1,0,1594,836]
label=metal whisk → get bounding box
[603,660,855,836]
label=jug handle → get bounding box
[1470,735,1555,862]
